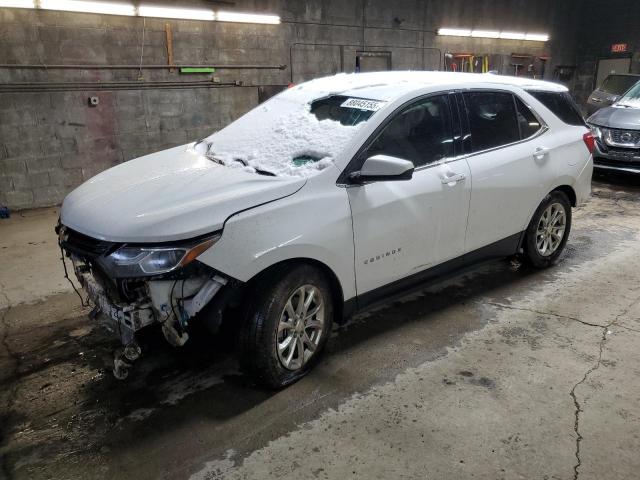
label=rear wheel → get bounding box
[237,264,333,388]
[522,191,572,268]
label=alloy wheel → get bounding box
[536,202,566,257]
[276,285,325,371]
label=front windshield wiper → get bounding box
[233,158,276,176]
[254,168,276,176]
[193,138,277,177]
[196,139,277,176]
[194,139,225,165]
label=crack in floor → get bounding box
[569,295,640,480]
[486,297,640,479]
[484,302,607,328]
[612,323,640,334]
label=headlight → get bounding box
[589,124,603,140]
[99,234,220,278]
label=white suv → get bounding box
[58,72,593,387]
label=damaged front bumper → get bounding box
[57,225,239,378]
[75,267,156,345]
[69,253,229,346]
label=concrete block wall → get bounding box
[0,87,259,208]
[1,0,583,210]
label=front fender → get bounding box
[197,186,356,302]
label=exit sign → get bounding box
[611,43,629,53]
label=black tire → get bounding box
[237,264,334,389]
[522,190,572,268]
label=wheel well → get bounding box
[552,185,577,207]
[246,258,346,323]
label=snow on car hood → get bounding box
[61,145,306,243]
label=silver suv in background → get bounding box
[586,74,640,115]
[588,81,640,174]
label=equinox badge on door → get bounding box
[364,248,402,265]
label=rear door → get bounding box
[461,90,550,253]
[347,93,471,299]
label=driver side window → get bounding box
[365,94,455,168]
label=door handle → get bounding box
[533,147,550,160]
[590,97,602,103]
[441,172,466,185]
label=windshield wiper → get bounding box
[195,139,225,165]
[196,139,277,176]
[233,158,276,176]
[254,168,276,176]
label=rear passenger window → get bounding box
[514,97,543,139]
[464,91,519,152]
[365,94,454,168]
[527,91,585,126]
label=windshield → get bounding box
[202,91,380,177]
[600,75,639,95]
[617,81,640,108]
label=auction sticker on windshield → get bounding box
[341,98,386,111]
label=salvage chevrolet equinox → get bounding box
[58,72,594,387]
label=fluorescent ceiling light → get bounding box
[0,1,282,24]
[438,28,472,37]
[216,11,280,24]
[525,33,549,42]
[139,5,215,21]
[0,0,34,7]
[39,0,135,15]
[471,30,500,38]
[439,27,548,42]
[499,32,526,40]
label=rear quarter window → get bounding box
[527,91,585,127]
[514,96,543,139]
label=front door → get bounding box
[347,94,471,299]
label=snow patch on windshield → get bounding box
[203,99,363,178]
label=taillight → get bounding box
[583,131,595,154]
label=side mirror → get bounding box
[349,155,414,184]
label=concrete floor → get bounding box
[1,174,640,480]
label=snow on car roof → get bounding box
[292,71,567,103]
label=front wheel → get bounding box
[237,264,333,388]
[522,191,572,268]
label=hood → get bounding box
[588,105,640,130]
[61,144,306,243]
